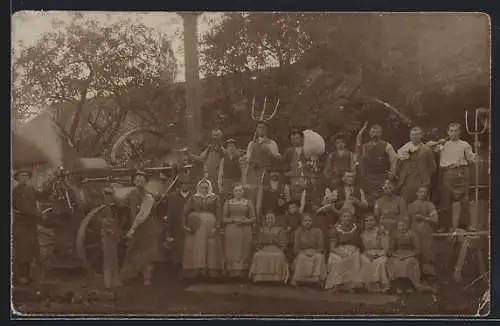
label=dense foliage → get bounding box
[200,13,490,149]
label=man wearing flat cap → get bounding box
[242,121,281,212]
[12,168,48,285]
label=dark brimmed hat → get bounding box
[14,168,32,180]
[331,132,346,142]
[289,128,304,139]
[132,170,148,182]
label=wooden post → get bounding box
[180,12,202,152]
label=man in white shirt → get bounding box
[426,122,476,231]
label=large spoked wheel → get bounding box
[110,127,172,167]
[76,205,127,275]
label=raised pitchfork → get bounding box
[242,96,280,185]
[465,107,489,228]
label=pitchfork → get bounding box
[448,108,489,282]
[465,107,489,228]
[242,96,280,184]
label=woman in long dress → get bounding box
[408,186,438,282]
[360,213,390,292]
[291,214,326,286]
[249,211,289,283]
[374,179,408,235]
[387,220,421,293]
[325,209,363,291]
[121,171,163,286]
[222,183,256,278]
[182,178,223,279]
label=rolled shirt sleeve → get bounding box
[385,142,398,173]
[131,193,154,230]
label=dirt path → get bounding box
[13,262,486,316]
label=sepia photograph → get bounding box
[11,11,491,317]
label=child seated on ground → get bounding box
[324,208,363,292]
[291,214,326,287]
[248,211,289,283]
[387,220,421,294]
[408,186,438,286]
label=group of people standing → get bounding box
[12,118,478,295]
[158,119,477,293]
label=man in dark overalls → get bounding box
[12,168,47,284]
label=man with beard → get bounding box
[241,121,281,213]
[356,123,398,207]
[191,128,226,193]
[395,126,437,203]
[426,122,476,231]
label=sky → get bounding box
[11,11,225,82]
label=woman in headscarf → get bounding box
[291,213,326,286]
[222,183,256,278]
[120,171,163,286]
[374,179,408,235]
[182,178,223,279]
[360,213,390,292]
[249,210,289,283]
[325,208,363,292]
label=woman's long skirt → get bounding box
[223,223,253,277]
[182,212,223,278]
[325,245,363,290]
[249,245,289,283]
[292,251,326,284]
[360,253,389,291]
[387,253,421,287]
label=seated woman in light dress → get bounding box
[387,220,421,294]
[248,211,289,283]
[360,213,390,292]
[222,183,256,278]
[325,208,363,292]
[291,214,326,286]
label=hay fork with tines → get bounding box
[448,108,489,282]
[243,96,280,218]
[242,97,280,184]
